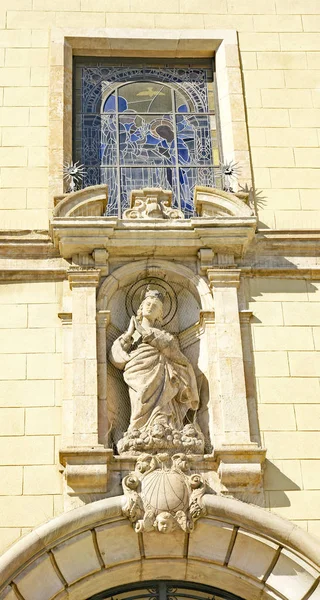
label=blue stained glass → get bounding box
[121,167,177,212]
[82,66,209,114]
[176,114,213,166]
[179,167,216,215]
[80,115,117,166]
[75,60,219,217]
[103,93,116,112]
[118,82,173,113]
[119,114,175,166]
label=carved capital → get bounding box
[68,267,101,289]
[239,310,253,325]
[58,312,72,326]
[207,268,241,288]
[97,310,111,329]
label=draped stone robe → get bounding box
[109,317,199,432]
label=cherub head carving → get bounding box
[154,512,176,533]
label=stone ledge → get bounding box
[215,446,266,494]
[50,216,257,259]
[59,447,113,495]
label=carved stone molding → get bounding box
[53,184,108,217]
[194,186,254,218]
[123,188,184,220]
[59,447,113,495]
[215,446,266,494]
[122,453,206,533]
[68,267,101,288]
[50,185,257,260]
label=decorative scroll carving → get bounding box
[109,287,204,455]
[122,453,206,533]
[123,188,184,220]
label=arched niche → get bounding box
[97,259,214,313]
[96,260,215,451]
[0,495,319,600]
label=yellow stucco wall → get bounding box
[0,0,320,555]
[1,0,320,228]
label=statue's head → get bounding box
[154,511,175,533]
[136,287,164,326]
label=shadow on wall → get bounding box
[248,279,317,301]
[264,460,301,508]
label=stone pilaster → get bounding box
[208,269,251,446]
[207,269,265,497]
[97,310,111,445]
[68,268,101,447]
[58,312,73,447]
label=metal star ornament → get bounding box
[63,160,87,193]
[217,160,242,193]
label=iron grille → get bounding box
[87,580,246,600]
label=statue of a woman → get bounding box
[109,288,204,454]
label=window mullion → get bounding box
[171,87,181,212]
[115,86,122,218]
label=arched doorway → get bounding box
[88,580,246,600]
[0,495,319,600]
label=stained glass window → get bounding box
[74,58,221,217]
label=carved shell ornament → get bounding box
[122,453,206,533]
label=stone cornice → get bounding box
[253,229,320,255]
[50,215,257,259]
[1,228,320,255]
[0,228,320,282]
[0,231,58,258]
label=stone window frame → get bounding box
[49,28,252,209]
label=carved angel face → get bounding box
[155,512,175,533]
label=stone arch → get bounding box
[1,495,319,600]
[97,259,214,312]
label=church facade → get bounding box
[0,2,320,599]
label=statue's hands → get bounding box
[120,317,136,351]
[127,316,135,337]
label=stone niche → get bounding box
[52,186,265,515]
